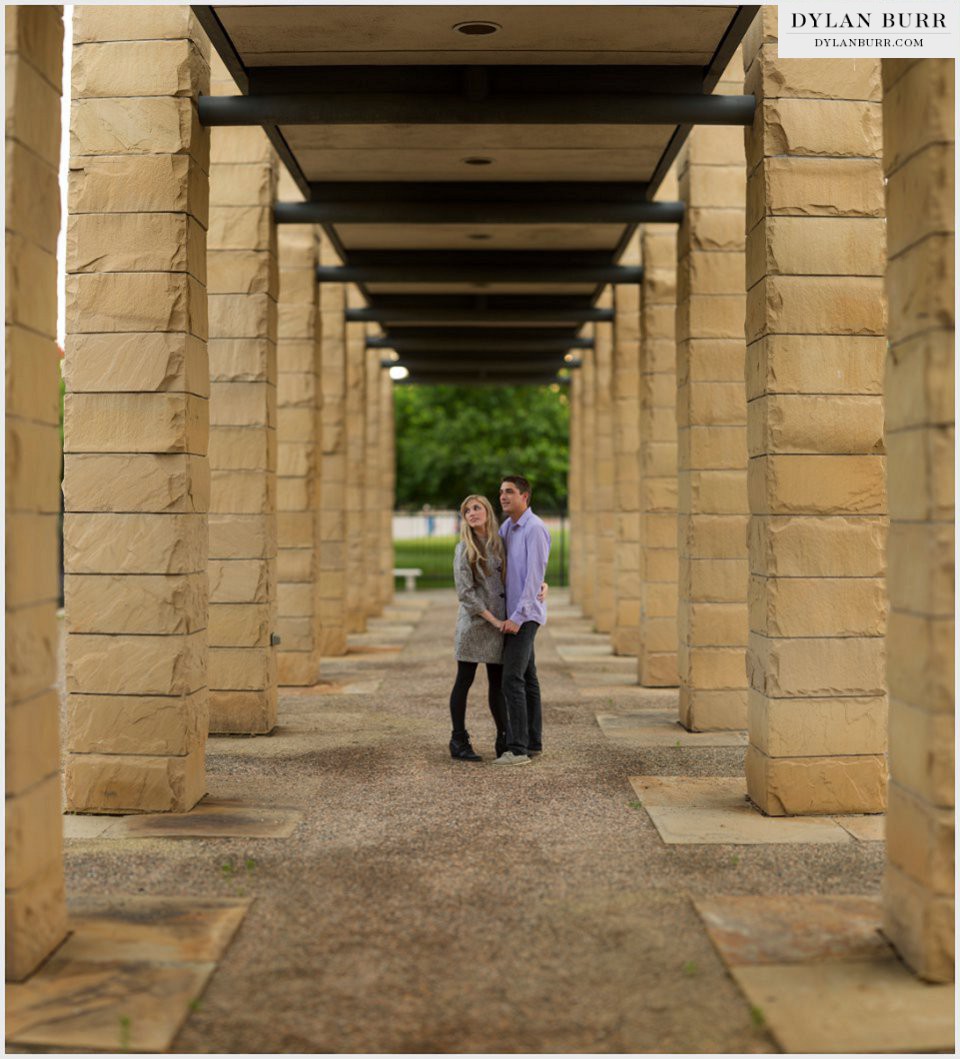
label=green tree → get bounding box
[393,383,570,511]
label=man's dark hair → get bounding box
[501,475,532,503]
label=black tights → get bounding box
[449,661,505,737]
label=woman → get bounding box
[448,495,546,761]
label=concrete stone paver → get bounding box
[53,589,889,1053]
[598,711,748,747]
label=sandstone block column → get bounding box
[675,98,749,731]
[638,177,680,687]
[592,294,616,633]
[276,174,321,686]
[567,367,583,606]
[317,233,349,655]
[344,288,368,634]
[206,60,279,734]
[611,234,642,656]
[6,4,68,979]
[380,363,396,606]
[364,340,384,617]
[578,338,597,620]
[881,58,954,980]
[63,6,210,812]
[744,13,887,813]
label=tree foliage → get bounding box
[393,383,570,511]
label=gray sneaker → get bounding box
[492,751,531,766]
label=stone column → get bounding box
[344,289,368,634]
[744,13,887,813]
[578,338,597,620]
[317,234,349,655]
[611,235,642,656]
[63,7,210,812]
[593,293,616,634]
[638,175,680,687]
[206,58,278,733]
[276,174,321,686]
[6,4,68,980]
[365,341,383,617]
[380,366,396,606]
[567,367,582,606]
[881,58,954,981]
[675,66,749,732]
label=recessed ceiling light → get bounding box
[389,365,410,381]
[468,233,492,241]
[453,20,501,35]
[463,157,493,166]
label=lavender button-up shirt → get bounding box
[499,507,552,627]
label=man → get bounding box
[493,475,551,766]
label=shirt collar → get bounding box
[512,507,532,529]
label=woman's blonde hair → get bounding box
[459,494,505,584]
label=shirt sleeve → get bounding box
[453,544,486,618]
[509,524,551,625]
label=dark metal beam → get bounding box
[396,372,569,388]
[277,199,683,226]
[306,182,650,205]
[347,307,613,325]
[199,92,755,128]
[317,264,642,285]
[397,358,567,373]
[366,335,593,352]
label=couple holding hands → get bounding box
[448,475,551,766]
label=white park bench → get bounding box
[394,567,423,592]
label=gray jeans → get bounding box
[502,621,542,756]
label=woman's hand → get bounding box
[537,581,550,602]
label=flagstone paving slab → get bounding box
[88,798,301,840]
[834,814,885,842]
[6,896,249,1052]
[629,777,853,845]
[696,894,953,1053]
[598,711,748,748]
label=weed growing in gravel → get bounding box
[750,1004,766,1028]
[245,857,257,873]
[729,854,740,867]
[681,960,698,976]
[221,858,236,877]
[189,998,203,1013]
[118,1015,131,1051]
[627,800,643,810]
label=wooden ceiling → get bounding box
[195,5,756,384]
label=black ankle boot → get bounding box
[450,731,482,761]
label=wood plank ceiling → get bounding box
[195,5,756,384]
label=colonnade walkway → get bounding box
[24,589,932,1053]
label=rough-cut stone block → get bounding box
[208,687,277,734]
[678,644,747,689]
[5,690,59,797]
[5,855,67,982]
[208,249,276,298]
[747,632,885,698]
[680,208,745,253]
[886,235,954,347]
[209,126,271,165]
[277,549,314,583]
[881,58,955,178]
[5,774,63,889]
[69,153,208,222]
[208,558,274,604]
[5,600,57,703]
[68,213,206,278]
[64,453,209,513]
[745,51,880,102]
[885,331,954,433]
[640,651,680,688]
[679,469,748,515]
[208,646,274,691]
[676,294,746,342]
[680,513,748,559]
[65,512,206,574]
[7,5,64,88]
[208,161,274,208]
[70,96,208,167]
[66,271,208,339]
[208,337,275,382]
[677,381,746,428]
[746,744,886,815]
[5,232,58,335]
[747,98,882,170]
[67,688,206,755]
[208,292,277,343]
[746,156,885,229]
[749,514,886,578]
[679,686,747,731]
[6,417,60,513]
[749,575,887,638]
[209,514,276,559]
[746,334,885,399]
[746,275,886,342]
[885,143,954,259]
[72,38,207,99]
[209,425,275,472]
[73,5,211,51]
[66,630,206,696]
[886,611,953,714]
[886,782,954,892]
[209,469,276,514]
[6,55,61,165]
[7,141,61,253]
[888,698,953,808]
[748,394,884,457]
[66,572,206,635]
[886,521,953,617]
[681,558,748,602]
[882,861,955,984]
[748,689,887,757]
[208,603,271,647]
[887,426,953,524]
[6,513,58,609]
[679,602,749,647]
[65,744,206,814]
[64,392,207,455]
[748,454,886,515]
[64,332,208,396]
[746,216,886,284]
[209,382,276,428]
[5,326,60,426]
[278,476,312,511]
[679,424,747,471]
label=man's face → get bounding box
[499,481,528,516]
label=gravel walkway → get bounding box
[61,590,885,1053]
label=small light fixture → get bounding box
[468,233,492,241]
[389,365,410,381]
[453,20,501,35]
[462,157,493,166]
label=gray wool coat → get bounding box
[453,541,507,664]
